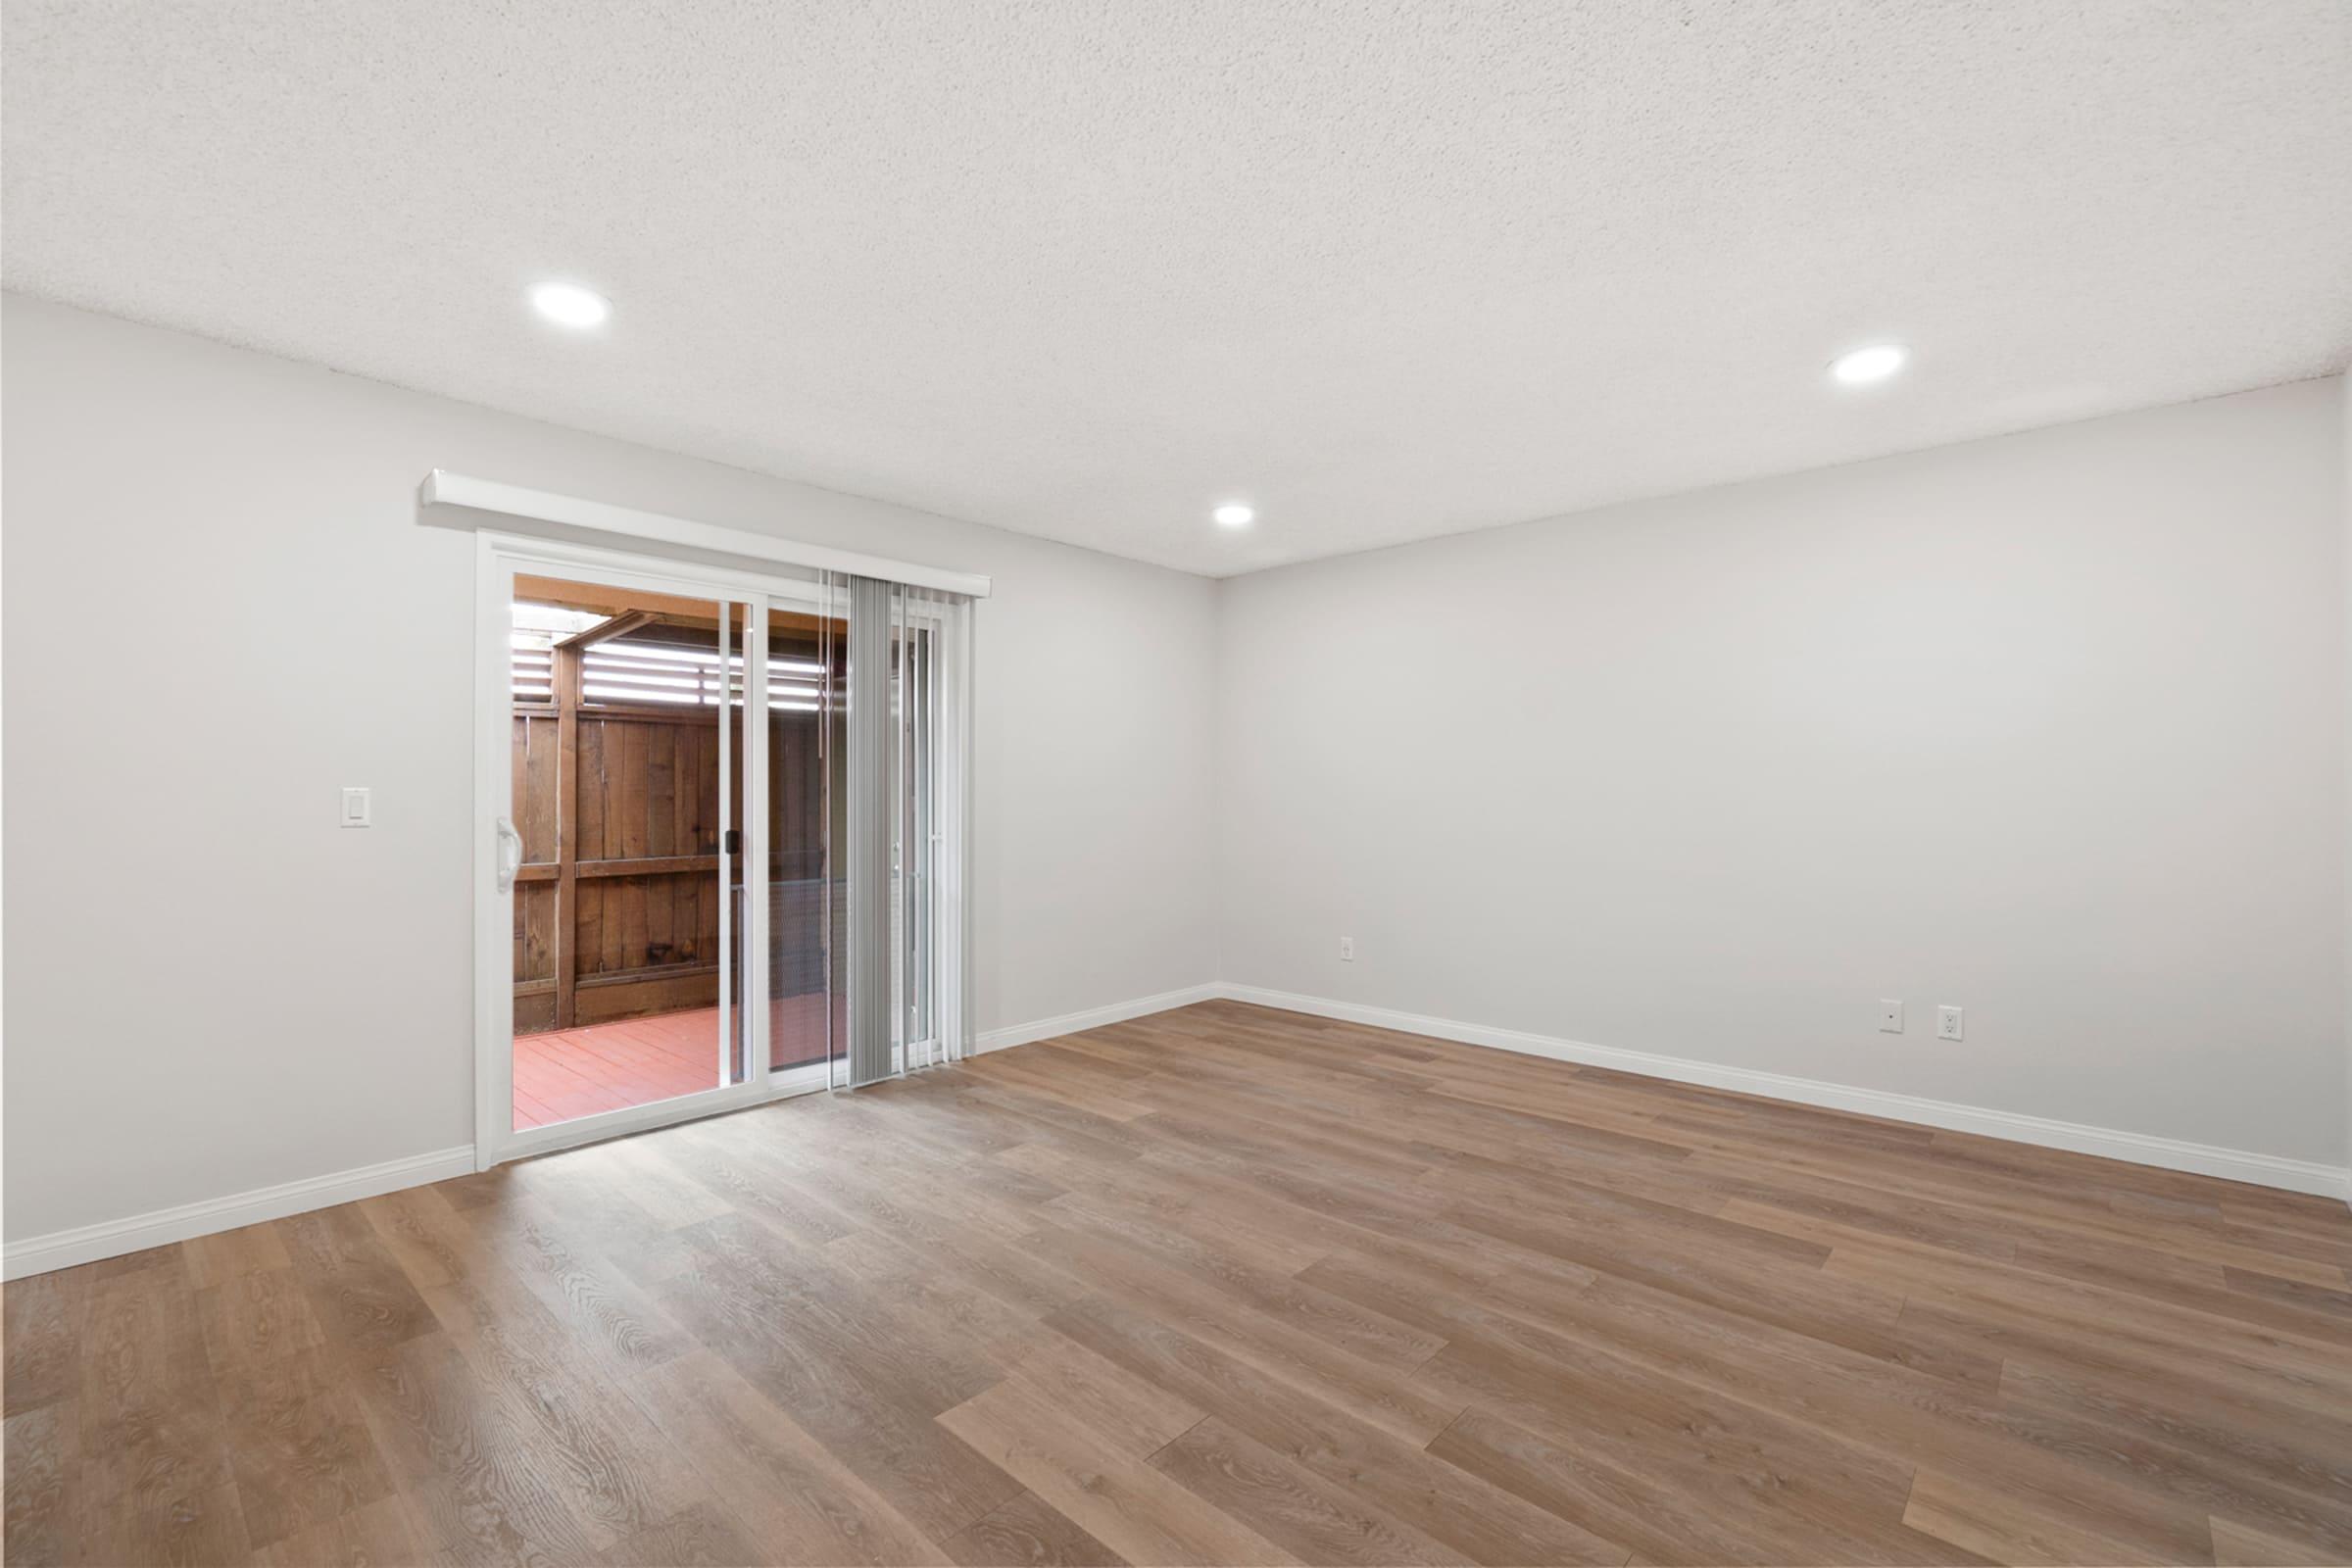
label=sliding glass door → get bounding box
[503,572,753,1136]
[476,536,976,1165]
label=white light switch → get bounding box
[341,786,372,827]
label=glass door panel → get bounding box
[508,572,746,1134]
[767,596,845,1077]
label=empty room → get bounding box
[2,3,2349,1566]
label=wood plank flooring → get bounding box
[8,999,2351,1566]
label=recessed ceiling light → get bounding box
[1212,503,1255,528]
[529,280,611,329]
[1829,343,1907,385]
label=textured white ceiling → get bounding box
[6,2,2347,576]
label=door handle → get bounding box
[495,817,523,892]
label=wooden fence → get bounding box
[511,623,837,1034]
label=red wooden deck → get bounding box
[513,996,840,1130]
[514,1007,729,1130]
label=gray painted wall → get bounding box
[1216,379,2346,1166]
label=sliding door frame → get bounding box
[471,530,836,1170]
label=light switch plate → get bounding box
[341,786,371,827]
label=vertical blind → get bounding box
[817,572,975,1089]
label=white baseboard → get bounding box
[1217,983,2352,1202]
[13,974,2338,1282]
[2,1146,476,1282]
[976,983,1223,1054]
[1,985,1221,1283]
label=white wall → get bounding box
[1,294,1218,1245]
[1218,379,2347,1169]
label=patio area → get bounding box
[514,1007,726,1129]
[514,995,839,1130]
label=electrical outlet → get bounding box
[1877,999,1903,1034]
[1339,936,1355,961]
[1937,1004,1964,1042]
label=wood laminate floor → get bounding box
[7,1000,2351,1566]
